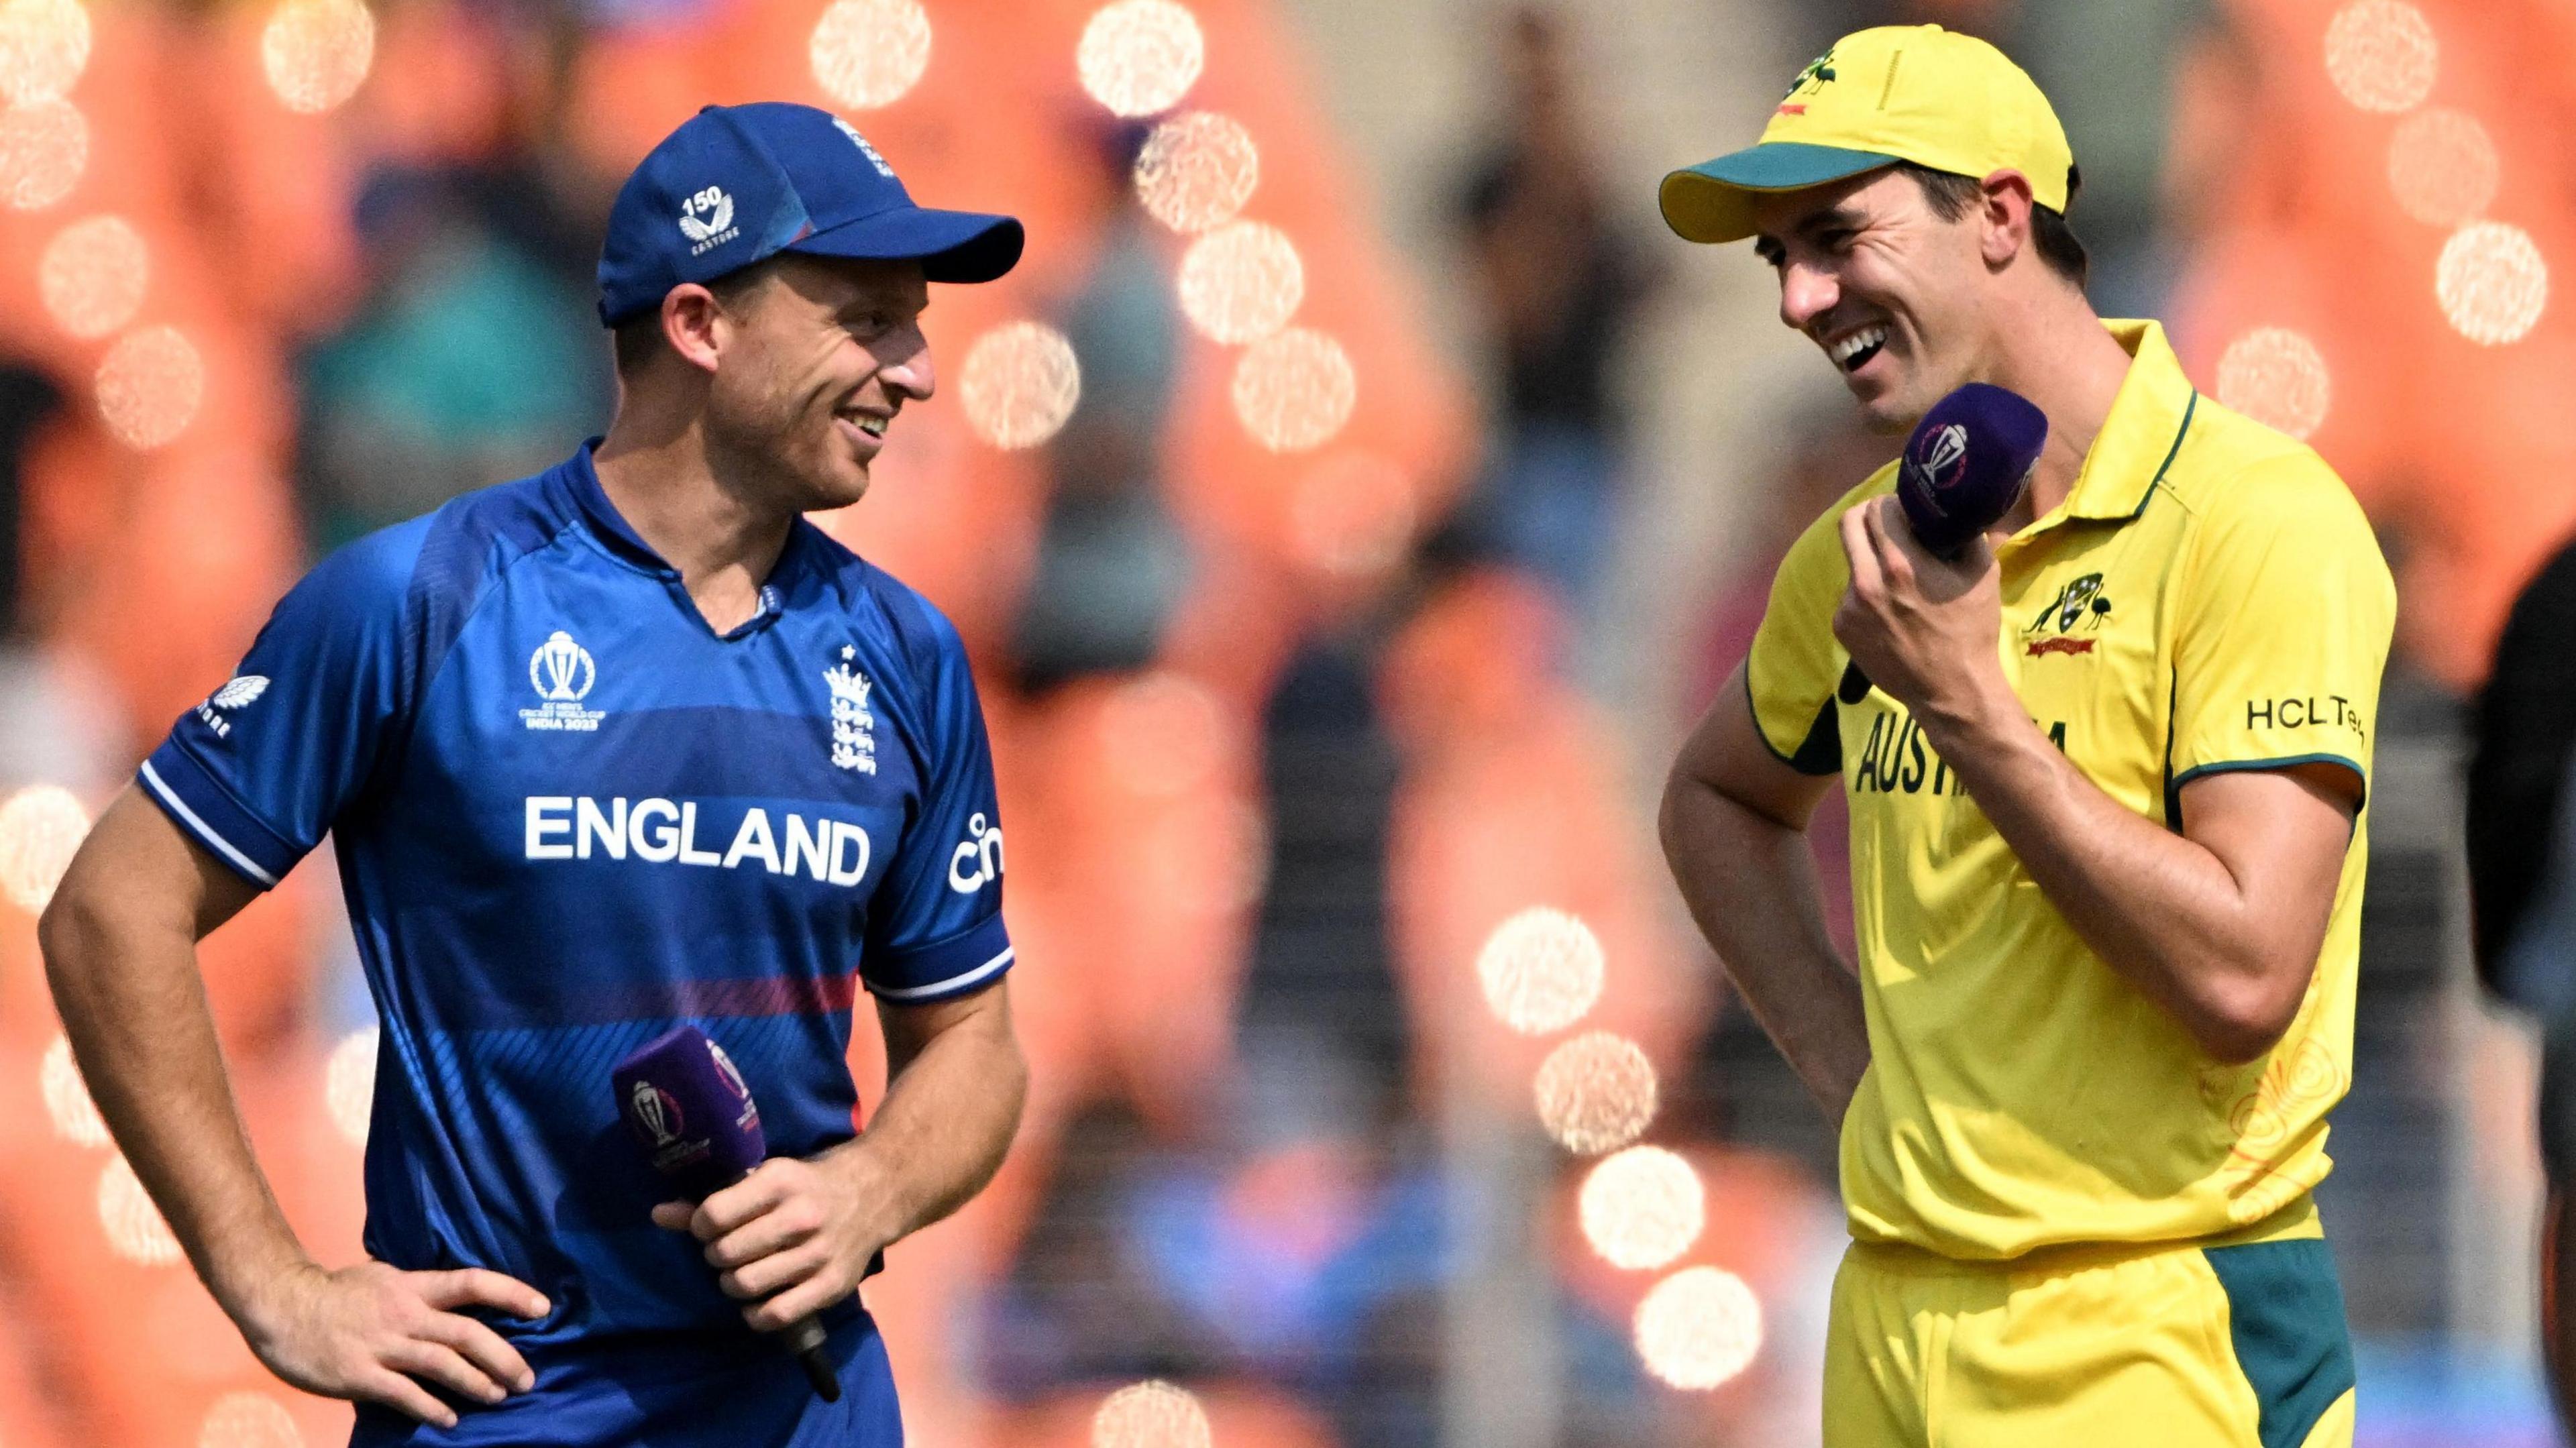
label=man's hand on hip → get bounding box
[653,1150,898,1334]
[1834,494,2008,727]
[237,1260,549,1430]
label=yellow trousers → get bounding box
[1823,1233,2357,1447]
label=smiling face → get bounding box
[698,253,934,511]
[1750,168,2000,433]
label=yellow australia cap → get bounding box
[1660,25,2076,245]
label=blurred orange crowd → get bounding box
[0,0,1736,1443]
[0,0,2567,1442]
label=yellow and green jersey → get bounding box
[1747,319,2396,1259]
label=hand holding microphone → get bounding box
[1835,382,2049,706]
[615,1025,885,1404]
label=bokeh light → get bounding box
[1535,1031,1657,1154]
[1474,905,1603,1034]
[325,1026,376,1147]
[2386,107,2496,228]
[2437,221,2548,345]
[97,324,206,449]
[2215,328,2331,441]
[1091,1378,1211,1448]
[2324,0,2436,114]
[959,320,1081,450]
[1232,327,1356,453]
[42,1034,109,1148]
[809,0,931,111]
[0,97,83,210]
[1134,111,1258,233]
[1290,450,1416,577]
[1077,0,1203,118]
[261,0,374,115]
[98,1154,183,1266]
[1634,1266,1764,1391]
[199,1391,303,1448]
[1580,1146,1704,1270]
[1098,671,1228,797]
[0,781,89,911]
[0,0,89,109]
[39,212,145,339]
[1178,219,1303,344]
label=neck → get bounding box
[593,402,800,633]
[1975,286,2135,535]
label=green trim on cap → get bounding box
[1659,142,1900,243]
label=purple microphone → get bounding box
[1893,382,2048,558]
[1838,382,2049,704]
[612,1025,841,1402]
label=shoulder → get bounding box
[2163,398,2364,530]
[406,471,584,612]
[801,524,971,682]
[291,512,436,618]
[2167,402,2394,601]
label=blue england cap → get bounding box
[597,101,1024,327]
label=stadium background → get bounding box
[0,0,2555,1443]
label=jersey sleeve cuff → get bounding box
[2164,753,2368,830]
[863,911,1014,1003]
[138,741,299,888]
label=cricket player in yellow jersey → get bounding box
[1654,25,2393,1448]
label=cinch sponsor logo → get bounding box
[523,797,871,885]
[947,812,1002,893]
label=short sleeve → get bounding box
[1744,469,1889,775]
[861,606,1012,1003]
[138,524,423,888]
[2167,453,2396,816]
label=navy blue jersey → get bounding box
[140,441,1012,1445]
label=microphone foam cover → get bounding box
[612,1025,766,1201]
[1894,382,2048,557]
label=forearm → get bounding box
[828,1002,1026,1244]
[38,897,311,1320]
[1659,774,1868,1120]
[1917,689,2286,1059]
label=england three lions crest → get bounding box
[824,646,878,775]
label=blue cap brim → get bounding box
[788,205,1026,283]
[1659,143,1898,243]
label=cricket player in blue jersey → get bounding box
[38,103,1030,1444]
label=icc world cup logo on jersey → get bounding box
[521,630,607,732]
[531,630,595,702]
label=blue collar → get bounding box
[554,437,816,639]
[561,437,676,575]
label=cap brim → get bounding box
[788,205,1026,283]
[1658,143,1900,244]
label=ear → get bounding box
[1976,169,2037,271]
[661,284,728,376]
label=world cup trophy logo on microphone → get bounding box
[706,1039,761,1135]
[629,1080,683,1148]
[1903,423,1972,518]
